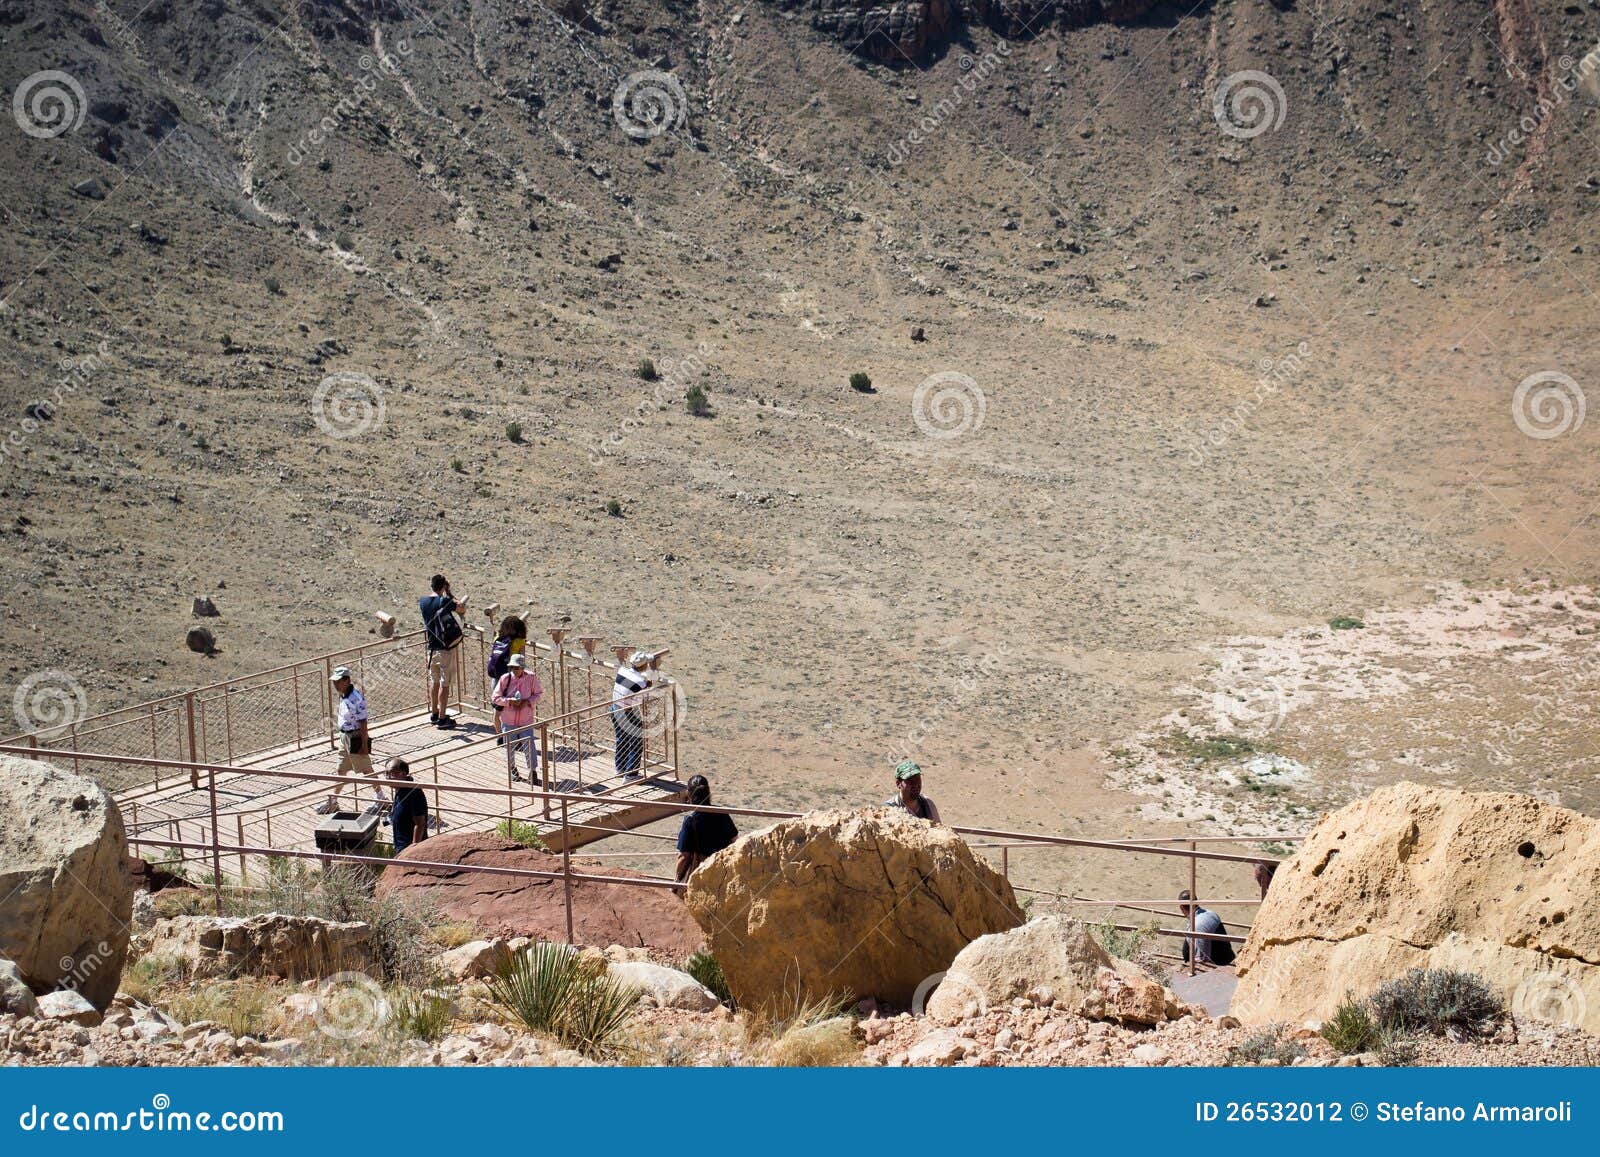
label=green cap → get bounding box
[894,760,923,781]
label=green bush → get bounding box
[685,384,711,417]
[1225,1024,1307,1067]
[485,943,639,1058]
[605,499,623,518]
[638,358,659,381]
[683,951,732,1007]
[1090,918,1159,960]
[1329,615,1365,630]
[1367,968,1505,1039]
[849,372,873,393]
[494,819,549,851]
[1320,993,1379,1054]
[505,421,524,444]
[389,987,452,1042]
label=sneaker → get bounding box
[511,771,526,783]
[429,712,440,725]
[496,736,505,747]
[437,718,456,730]
[315,797,339,815]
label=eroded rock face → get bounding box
[1234,783,1600,1033]
[0,756,133,1009]
[143,913,373,981]
[926,915,1191,1025]
[683,808,1024,1007]
[783,0,1160,63]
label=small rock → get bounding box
[191,596,220,618]
[0,960,39,1018]
[1131,1043,1168,1065]
[71,178,106,200]
[186,626,215,653]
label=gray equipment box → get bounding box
[314,811,379,854]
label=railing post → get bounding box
[223,685,235,763]
[540,724,551,820]
[149,707,158,760]
[293,667,304,747]
[236,814,247,883]
[561,797,574,945]
[1002,845,1009,880]
[209,765,224,913]
[184,693,199,788]
[1188,840,1198,977]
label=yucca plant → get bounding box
[484,942,640,1057]
[485,942,578,1036]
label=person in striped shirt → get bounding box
[611,651,652,776]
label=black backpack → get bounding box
[420,594,463,650]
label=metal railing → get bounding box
[3,628,681,798]
[1,742,1294,968]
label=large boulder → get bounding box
[143,913,372,980]
[926,915,1191,1025]
[1235,783,1600,1033]
[0,756,132,1009]
[683,808,1024,1008]
[375,834,704,954]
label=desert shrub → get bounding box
[683,951,732,1007]
[1329,615,1365,630]
[505,421,523,444]
[1091,918,1159,960]
[848,372,872,392]
[222,861,434,986]
[605,499,623,517]
[1320,993,1379,1054]
[1374,1024,1420,1066]
[1367,968,1505,1039]
[450,457,465,473]
[741,975,852,1045]
[1225,1024,1307,1067]
[494,819,549,851]
[685,384,711,416]
[119,955,182,1004]
[485,942,639,1058]
[637,358,658,381]
[167,978,280,1040]
[264,276,282,295]
[426,919,482,950]
[388,987,453,1042]
[767,1017,859,1067]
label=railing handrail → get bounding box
[1,744,1301,866]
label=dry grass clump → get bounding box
[166,977,283,1040]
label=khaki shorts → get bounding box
[336,732,374,777]
[427,647,456,692]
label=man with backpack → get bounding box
[419,574,467,729]
[1178,890,1237,967]
[492,653,543,782]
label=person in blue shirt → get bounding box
[675,774,737,881]
[384,757,429,854]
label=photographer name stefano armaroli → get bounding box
[1376,1101,1574,1124]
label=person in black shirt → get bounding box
[385,757,429,854]
[675,774,737,882]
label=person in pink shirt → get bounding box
[492,653,543,782]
